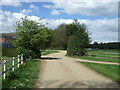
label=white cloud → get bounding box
[51,9,61,15]
[30,5,39,10]
[43,1,118,16]
[41,18,118,42]
[43,5,53,9]
[20,9,32,14]
[20,4,39,15]
[0,10,118,42]
[1,0,22,7]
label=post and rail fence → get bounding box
[89,52,120,61]
[0,54,24,79]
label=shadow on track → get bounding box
[41,57,61,60]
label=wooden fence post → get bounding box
[12,57,15,72]
[18,55,20,68]
[3,60,6,79]
[21,54,23,65]
[106,53,107,59]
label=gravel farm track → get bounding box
[35,50,118,88]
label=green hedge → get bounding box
[2,48,18,57]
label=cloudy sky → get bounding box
[0,0,119,43]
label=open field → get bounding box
[76,49,119,63]
[80,62,119,83]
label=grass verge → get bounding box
[41,50,59,55]
[2,50,58,88]
[79,62,119,84]
[73,56,118,63]
[2,59,41,88]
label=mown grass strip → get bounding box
[79,62,119,84]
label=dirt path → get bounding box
[35,50,118,88]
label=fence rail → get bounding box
[89,52,120,60]
[0,54,24,79]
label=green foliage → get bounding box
[51,24,68,50]
[17,47,35,59]
[2,47,18,57]
[14,17,52,58]
[2,59,41,88]
[66,20,91,56]
[91,42,120,49]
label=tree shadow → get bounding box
[41,57,61,60]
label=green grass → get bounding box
[89,49,118,53]
[80,62,119,83]
[2,59,41,88]
[73,56,118,63]
[41,50,59,55]
[2,50,59,88]
[74,49,119,63]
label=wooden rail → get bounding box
[0,54,24,79]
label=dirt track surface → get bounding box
[35,50,118,88]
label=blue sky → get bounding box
[2,2,117,20]
[0,0,119,43]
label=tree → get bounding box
[66,20,91,56]
[14,17,52,58]
[51,24,68,50]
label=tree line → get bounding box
[89,42,120,50]
[14,17,90,58]
[13,17,119,59]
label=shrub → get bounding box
[66,20,91,56]
[17,47,35,59]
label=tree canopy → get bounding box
[14,17,52,58]
[66,20,91,56]
[51,24,68,50]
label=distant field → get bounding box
[75,49,119,63]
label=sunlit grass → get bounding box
[80,62,119,83]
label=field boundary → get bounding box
[75,58,119,65]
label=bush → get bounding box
[17,47,35,59]
[66,20,90,56]
[2,48,18,57]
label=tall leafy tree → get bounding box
[51,24,68,50]
[66,20,91,56]
[14,17,52,58]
